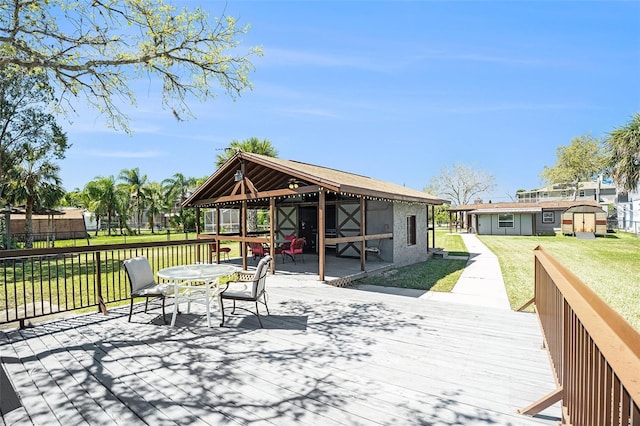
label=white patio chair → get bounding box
[365,239,383,261]
[123,256,170,323]
[220,255,272,328]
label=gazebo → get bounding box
[182,151,446,280]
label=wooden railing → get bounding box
[0,240,215,328]
[519,246,640,425]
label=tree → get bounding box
[119,167,147,234]
[215,137,279,167]
[0,69,69,205]
[141,181,163,233]
[541,135,608,200]
[84,176,124,236]
[60,188,91,210]
[162,173,197,231]
[163,172,196,204]
[215,137,279,232]
[427,163,496,206]
[0,1,261,131]
[606,113,640,192]
[433,205,451,226]
[7,144,65,248]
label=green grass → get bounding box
[1,232,243,319]
[52,230,198,246]
[357,258,467,292]
[356,228,640,331]
[356,228,468,292]
[478,232,640,330]
[18,228,640,331]
[52,231,244,258]
[435,229,469,256]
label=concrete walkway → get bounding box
[420,233,512,310]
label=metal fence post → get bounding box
[95,251,107,314]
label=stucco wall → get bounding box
[392,202,428,266]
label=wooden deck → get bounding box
[1,281,560,425]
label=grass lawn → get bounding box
[53,231,245,258]
[355,228,468,292]
[479,232,640,331]
[28,228,640,331]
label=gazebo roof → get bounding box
[183,152,447,207]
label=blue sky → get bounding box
[59,1,640,203]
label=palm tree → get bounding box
[118,168,147,234]
[13,159,64,248]
[162,173,197,230]
[9,156,64,248]
[141,181,163,233]
[215,137,279,167]
[84,176,123,236]
[215,138,279,232]
[607,113,640,192]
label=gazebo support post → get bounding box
[431,205,436,250]
[360,196,366,271]
[269,197,276,275]
[195,207,201,263]
[215,207,221,264]
[318,189,326,281]
[241,200,247,271]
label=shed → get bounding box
[561,205,607,236]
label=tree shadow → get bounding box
[0,291,557,425]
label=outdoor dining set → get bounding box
[122,235,309,329]
[246,234,307,263]
[123,254,272,329]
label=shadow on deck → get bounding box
[1,281,560,425]
[223,251,394,287]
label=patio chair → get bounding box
[281,234,296,250]
[210,242,231,261]
[282,237,306,263]
[365,239,383,261]
[123,256,170,323]
[248,241,267,261]
[220,255,272,328]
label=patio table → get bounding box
[158,263,239,327]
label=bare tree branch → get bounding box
[0,0,262,132]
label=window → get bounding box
[542,211,554,223]
[579,190,585,197]
[407,215,416,245]
[542,192,549,198]
[498,214,514,228]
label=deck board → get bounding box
[1,283,560,425]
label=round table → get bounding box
[158,263,239,327]
[157,263,238,282]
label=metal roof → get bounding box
[183,152,447,207]
[450,200,602,212]
[469,207,542,214]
